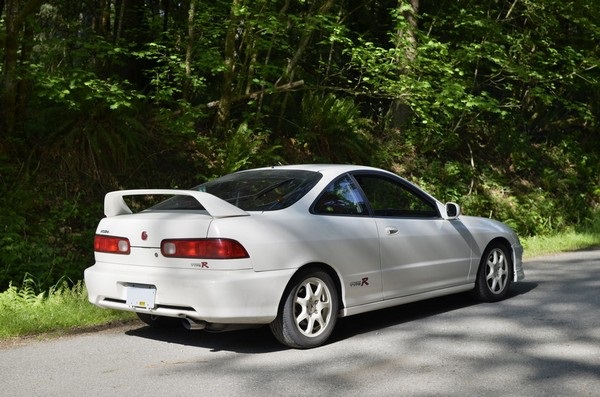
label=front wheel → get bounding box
[473,243,513,302]
[270,269,339,349]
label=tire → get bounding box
[270,269,339,349]
[136,313,181,328]
[473,243,513,302]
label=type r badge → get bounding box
[350,277,369,287]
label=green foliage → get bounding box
[0,185,99,291]
[0,278,134,338]
[205,122,282,177]
[522,210,600,258]
[30,64,144,111]
[294,93,374,163]
[0,0,599,291]
[132,42,207,104]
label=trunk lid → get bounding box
[96,211,215,248]
[98,189,249,248]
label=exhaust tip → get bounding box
[182,318,207,330]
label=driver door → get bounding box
[352,173,473,300]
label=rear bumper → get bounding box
[84,262,296,324]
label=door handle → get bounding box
[385,227,399,235]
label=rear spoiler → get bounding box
[104,189,249,218]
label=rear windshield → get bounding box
[151,169,322,211]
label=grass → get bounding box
[0,279,134,340]
[522,215,600,258]
[1,219,599,341]
[523,230,600,258]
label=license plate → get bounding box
[126,285,156,309]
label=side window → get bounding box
[313,175,367,215]
[354,174,438,217]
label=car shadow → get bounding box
[125,323,285,353]
[125,282,538,353]
[332,281,538,343]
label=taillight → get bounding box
[94,235,131,255]
[161,238,249,259]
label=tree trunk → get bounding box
[277,0,336,86]
[116,0,151,89]
[113,0,124,42]
[1,0,43,137]
[215,0,241,135]
[183,0,196,102]
[96,0,112,37]
[1,0,18,136]
[276,0,336,131]
[388,0,419,130]
[15,14,34,134]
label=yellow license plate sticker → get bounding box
[126,285,156,309]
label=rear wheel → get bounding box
[473,243,512,302]
[270,269,338,349]
[136,313,181,328]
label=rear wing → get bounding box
[104,189,249,218]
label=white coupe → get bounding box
[85,164,524,348]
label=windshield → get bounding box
[150,169,322,211]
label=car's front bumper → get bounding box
[84,262,296,324]
[512,242,525,281]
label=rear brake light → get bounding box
[161,238,249,259]
[94,235,131,254]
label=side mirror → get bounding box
[445,202,461,219]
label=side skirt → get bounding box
[339,283,475,317]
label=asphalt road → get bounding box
[1,250,599,396]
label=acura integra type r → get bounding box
[85,164,524,348]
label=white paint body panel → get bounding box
[85,164,524,326]
[377,218,473,299]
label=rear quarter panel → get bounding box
[207,209,384,308]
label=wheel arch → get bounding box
[481,236,516,262]
[277,262,344,313]
[478,236,513,271]
[484,237,512,254]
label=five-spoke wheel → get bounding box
[270,269,338,348]
[473,243,513,302]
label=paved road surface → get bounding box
[1,250,599,396]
